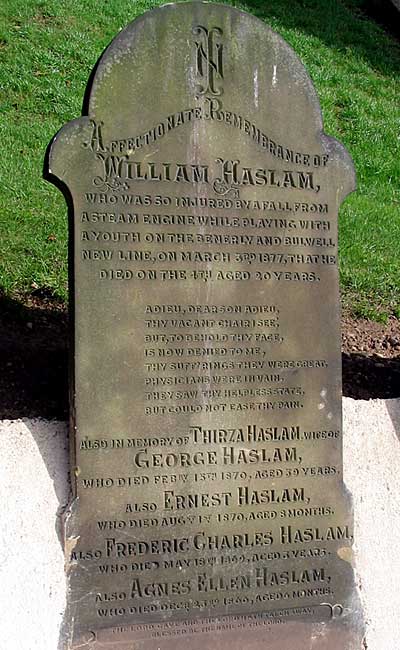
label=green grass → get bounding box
[0,0,399,318]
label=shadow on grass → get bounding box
[0,292,399,420]
[241,0,400,77]
[0,292,69,420]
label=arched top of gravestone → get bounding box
[87,1,321,129]
[47,1,355,205]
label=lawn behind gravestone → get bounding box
[0,0,399,319]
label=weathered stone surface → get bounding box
[46,3,363,648]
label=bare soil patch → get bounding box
[342,313,400,400]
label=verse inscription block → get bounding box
[46,3,364,649]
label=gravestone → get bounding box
[46,3,364,649]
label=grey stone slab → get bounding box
[46,3,363,648]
